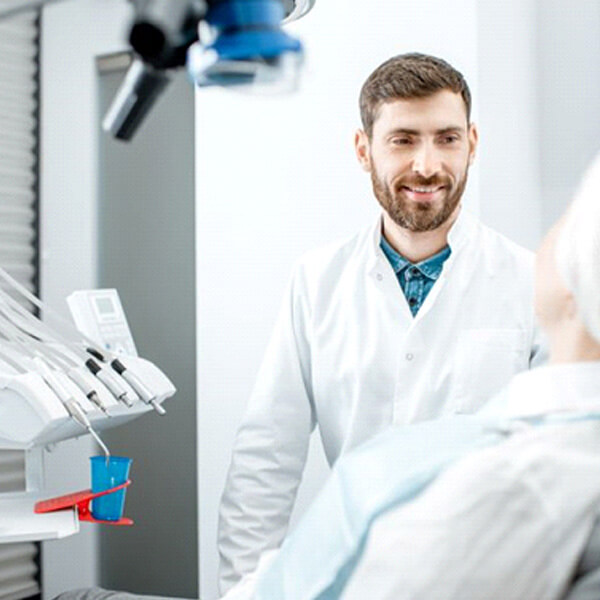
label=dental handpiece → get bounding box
[111,358,166,415]
[33,358,110,457]
[67,367,110,414]
[14,334,110,415]
[85,358,135,407]
[86,348,165,415]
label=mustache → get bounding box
[394,175,450,190]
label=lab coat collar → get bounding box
[447,205,476,252]
[367,205,476,277]
[503,362,600,419]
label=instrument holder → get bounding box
[34,480,133,526]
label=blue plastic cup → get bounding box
[90,456,132,521]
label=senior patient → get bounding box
[56,152,600,600]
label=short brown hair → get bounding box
[359,53,472,137]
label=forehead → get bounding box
[372,90,469,136]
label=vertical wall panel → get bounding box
[0,9,40,600]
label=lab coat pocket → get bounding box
[452,328,528,413]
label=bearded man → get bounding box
[217,53,546,594]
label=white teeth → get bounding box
[409,187,438,193]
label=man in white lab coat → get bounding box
[217,53,545,592]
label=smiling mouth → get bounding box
[401,185,445,196]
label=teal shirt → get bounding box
[380,235,451,316]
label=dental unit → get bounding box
[0,268,175,541]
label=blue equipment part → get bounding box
[187,0,304,88]
[206,0,286,26]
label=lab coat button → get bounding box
[405,353,414,361]
[376,273,383,281]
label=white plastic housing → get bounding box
[0,356,176,449]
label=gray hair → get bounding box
[555,152,600,343]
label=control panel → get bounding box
[67,289,137,356]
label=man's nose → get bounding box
[411,143,441,178]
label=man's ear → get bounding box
[467,122,479,165]
[355,129,372,172]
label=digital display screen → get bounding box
[95,297,116,316]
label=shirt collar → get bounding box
[379,235,451,280]
[499,362,600,419]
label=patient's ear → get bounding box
[565,293,579,321]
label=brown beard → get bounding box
[370,166,469,232]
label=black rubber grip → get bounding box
[87,348,105,361]
[111,359,126,375]
[85,359,101,375]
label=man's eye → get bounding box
[391,138,411,145]
[440,135,459,144]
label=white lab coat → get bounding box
[343,362,600,600]
[218,207,544,592]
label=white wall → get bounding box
[196,1,481,598]
[40,1,132,597]
[536,0,600,231]
[477,0,543,249]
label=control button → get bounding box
[405,353,414,361]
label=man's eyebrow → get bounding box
[385,126,466,136]
[386,128,420,136]
[436,126,465,135]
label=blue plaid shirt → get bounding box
[380,235,452,316]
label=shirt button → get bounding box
[410,267,419,276]
[405,353,414,361]
[408,297,418,307]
